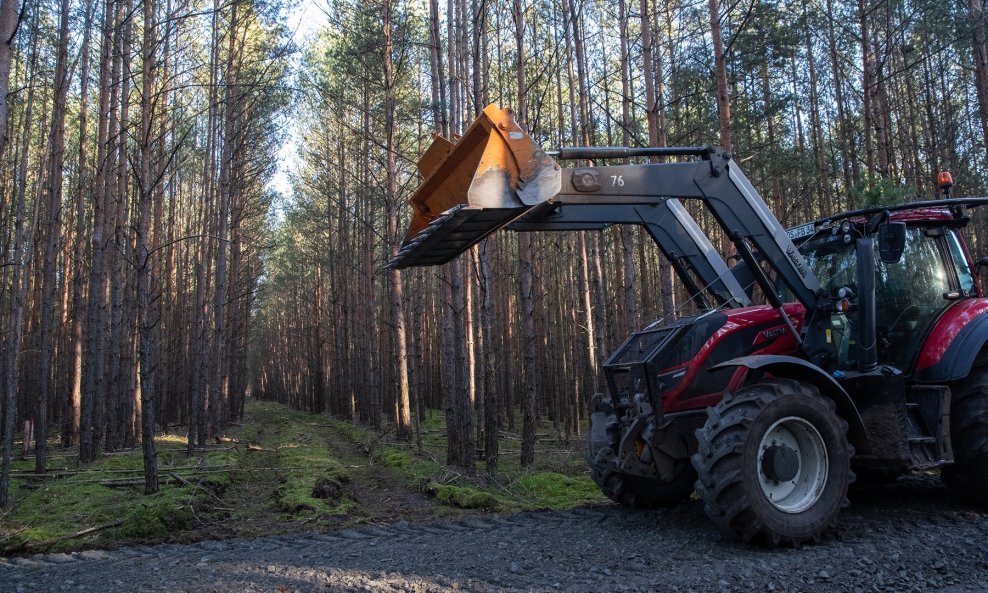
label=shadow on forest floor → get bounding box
[0,398,606,555]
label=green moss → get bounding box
[373,447,412,468]
[1,432,238,552]
[276,479,357,515]
[222,402,356,518]
[115,493,194,539]
[515,472,605,509]
[1,398,609,552]
[428,483,501,510]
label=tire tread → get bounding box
[692,378,850,547]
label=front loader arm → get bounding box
[551,156,823,311]
[509,199,750,309]
[390,104,822,316]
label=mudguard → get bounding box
[712,354,870,454]
[913,300,988,383]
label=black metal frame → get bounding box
[806,197,988,228]
[509,199,750,308]
[518,148,823,311]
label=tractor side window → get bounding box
[794,228,954,371]
[874,228,952,368]
[875,229,946,310]
[946,230,975,296]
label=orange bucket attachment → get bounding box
[388,104,560,269]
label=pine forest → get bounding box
[2,0,988,508]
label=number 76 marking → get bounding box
[610,175,624,187]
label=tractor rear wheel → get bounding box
[692,379,852,547]
[587,455,696,508]
[941,365,988,500]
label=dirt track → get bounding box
[2,474,987,593]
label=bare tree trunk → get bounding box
[823,0,855,192]
[428,0,448,136]
[618,0,637,334]
[804,34,830,209]
[81,0,119,463]
[870,34,891,179]
[66,0,96,448]
[0,16,39,503]
[860,0,874,177]
[760,62,783,216]
[567,0,591,145]
[1,3,44,498]
[106,0,133,450]
[479,239,499,478]
[642,0,674,317]
[512,0,536,467]
[382,0,412,441]
[137,0,159,494]
[708,0,732,151]
[0,0,20,157]
[211,0,239,437]
[972,0,988,163]
[33,0,72,474]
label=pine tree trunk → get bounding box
[514,0,537,467]
[618,0,637,334]
[382,0,412,441]
[708,0,732,151]
[66,0,96,448]
[211,0,239,437]
[34,0,73,474]
[80,0,118,463]
[137,0,159,494]
[972,0,988,163]
[0,0,20,157]
[860,0,874,177]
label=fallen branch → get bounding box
[362,425,394,455]
[246,444,275,452]
[11,465,237,478]
[0,527,29,546]
[170,473,224,505]
[3,521,123,555]
[100,475,187,488]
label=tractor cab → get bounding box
[789,210,978,375]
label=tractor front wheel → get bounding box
[692,379,852,547]
[942,364,988,500]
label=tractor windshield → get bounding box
[794,227,957,371]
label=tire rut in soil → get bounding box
[320,428,443,525]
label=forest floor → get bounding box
[2,472,988,592]
[0,399,605,555]
[3,401,988,591]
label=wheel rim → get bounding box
[756,416,828,513]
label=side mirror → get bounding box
[878,222,906,264]
[978,256,988,269]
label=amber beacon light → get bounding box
[937,170,954,197]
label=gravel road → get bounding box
[2,474,987,593]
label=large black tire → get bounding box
[587,454,696,508]
[942,365,988,499]
[692,379,852,547]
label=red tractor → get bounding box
[391,105,988,546]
